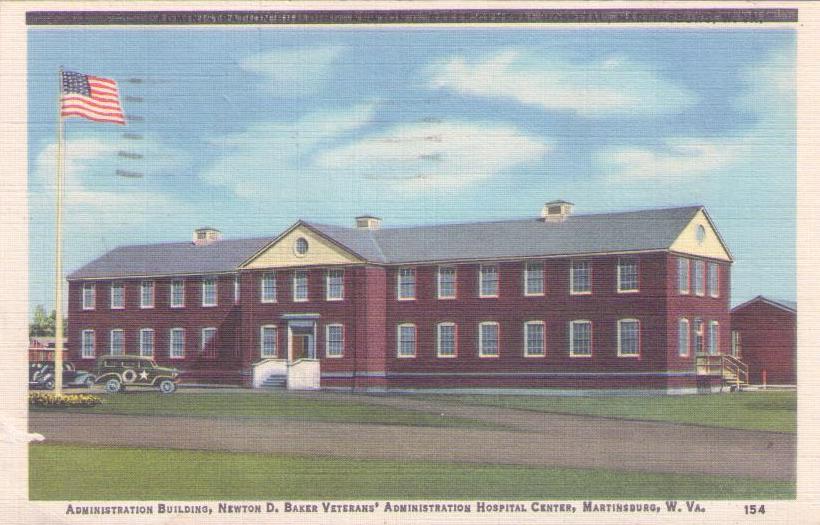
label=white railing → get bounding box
[251,359,287,388]
[287,359,321,390]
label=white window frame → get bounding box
[397,323,417,358]
[110,282,124,310]
[293,270,309,302]
[234,275,240,304]
[326,269,345,301]
[709,321,720,355]
[169,328,185,359]
[260,325,278,358]
[170,280,185,308]
[523,321,546,357]
[202,278,218,307]
[694,319,705,354]
[732,330,742,358]
[708,263,720,298]
[478,321,500,358]
[397,268,416,301]
[569,320,593,358]
[81,329,95,359]
[201,327,217,354]
[479,265,499,298]
[437,266,457,300]
[436,322,457,358]
[693,260,706,297]
[570,261,592,295]
[82,283,96,310]
[524,262,545,296]
[616,257,639,293]
[678,318,690,357]
[140,280,155,309]
[260,272,277,303]
[325,324,344,358]
[139,328,155,357]
[110,329,124,356]
[677,257,690,295]
[616,319,640,357]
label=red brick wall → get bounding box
[731,302,796,384]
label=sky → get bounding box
[27,28,795,314]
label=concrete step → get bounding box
[261,375,287,389]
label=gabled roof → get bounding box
[732,296,797,314]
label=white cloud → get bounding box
[428,50,695,117]
[239,47,343,95]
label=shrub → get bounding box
[29,392,102,408]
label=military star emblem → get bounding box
[138,370,149,381]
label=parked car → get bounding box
[94,356,180,394]
[29,361,96,390]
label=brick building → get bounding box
[67,202,735,393]
[730,296,796,385]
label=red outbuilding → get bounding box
[730,296,796,386]
[66,202,740,394]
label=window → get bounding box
[617,319,640,357]
[677,258,690,295]
[261,272,277,303]
[81,330,95,358]
[170,328,185,359]
[437,323,457,358]
[693,260,705,296]
[617,258,639,293]
[479,322,499,357]
[260,325,277,358]
[139,328,155,357]
[234,275,240,304]
[570,320,592,357]
[326,269,344,301]
[82,283,96,310]
[694,319,704,354]
[397,324,417,358]
[480,265,499,298]
[678,319,690,357]
[201,327,217,356]
[732,330,742,358]
[110,282,124,309]
[326,324,344,358]
[524,262,544,296]
[293,270,309,302]
[398,268,416,300]
[524,321,545,357]
[708,263,719,298]
[709,321,720,355]
[570,261,591,295]
[438,267,456,299]
[294,237,309,256]
[140,280,155,308]
[110,329,124,356]
[202,278,217,306]
[170,280,185,308]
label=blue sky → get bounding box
[28,28,795,313]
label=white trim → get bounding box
[708,320,720,355]
[478,321,500,358]
[325,323,344,358]
[397,323,417,358]
[708,262,720,298]
[260,324,278,358]
[169,327,185,359]
[479,264,499,298]
[234,275,240,304]
[677,257,690,295]
[678,318,690,357]
[616,318,640,358]
[523,320,546,357]
[202,278,218,307]
[260,272,277,303]
[731,295,796,314]
[170,279,185,308]
[81,329,95,359]
[569,320,592,358]
[569,261,591,295]
[437,266,457,300]
[139,328,155,357]
[293,237,309,257]
[693,260,706,297]
[436,322,457,358]
[109,329,124,356]
[397,267,416,301]
[616,257,639,294]
[693,318,705,354]
[109,282,124,310]
[325,269,345,302]
[523,262,545,297]
[82,283,96,310]
[201,327,217,354]
[293,270,309,303]
[140,280,155,309]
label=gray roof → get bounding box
[70,206,707,280]
[732,296,796,313]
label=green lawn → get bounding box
[29,443,794,500]
[419,391,796,433]
[30,392,500,429]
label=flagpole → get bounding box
[54,67,65,396]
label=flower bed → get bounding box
[29,392,102,408]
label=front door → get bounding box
[292,334,309,360]
[288,323,316,361]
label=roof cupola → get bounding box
[541,200,574,222]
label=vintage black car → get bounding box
[94,356,180,394]
[29,361,96,390]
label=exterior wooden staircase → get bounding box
[695,354,749,391]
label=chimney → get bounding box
[193,227,222,246]
[355,215,382,230]
[541,200,574,222]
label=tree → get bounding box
[29,306,66,337]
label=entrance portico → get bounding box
[283,314,320,362]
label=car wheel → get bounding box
[44,379,55,390]
[105,378,122,394]
[84,376,96,388]
[159,379,177,394]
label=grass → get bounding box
[29,443,794,500]
[419,391,796,433]
[29,391,501,430]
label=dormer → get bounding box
[193,227,222,246]
[541,200,574,222]
[355,215,382,230]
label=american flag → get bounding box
[61,70,126,125]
